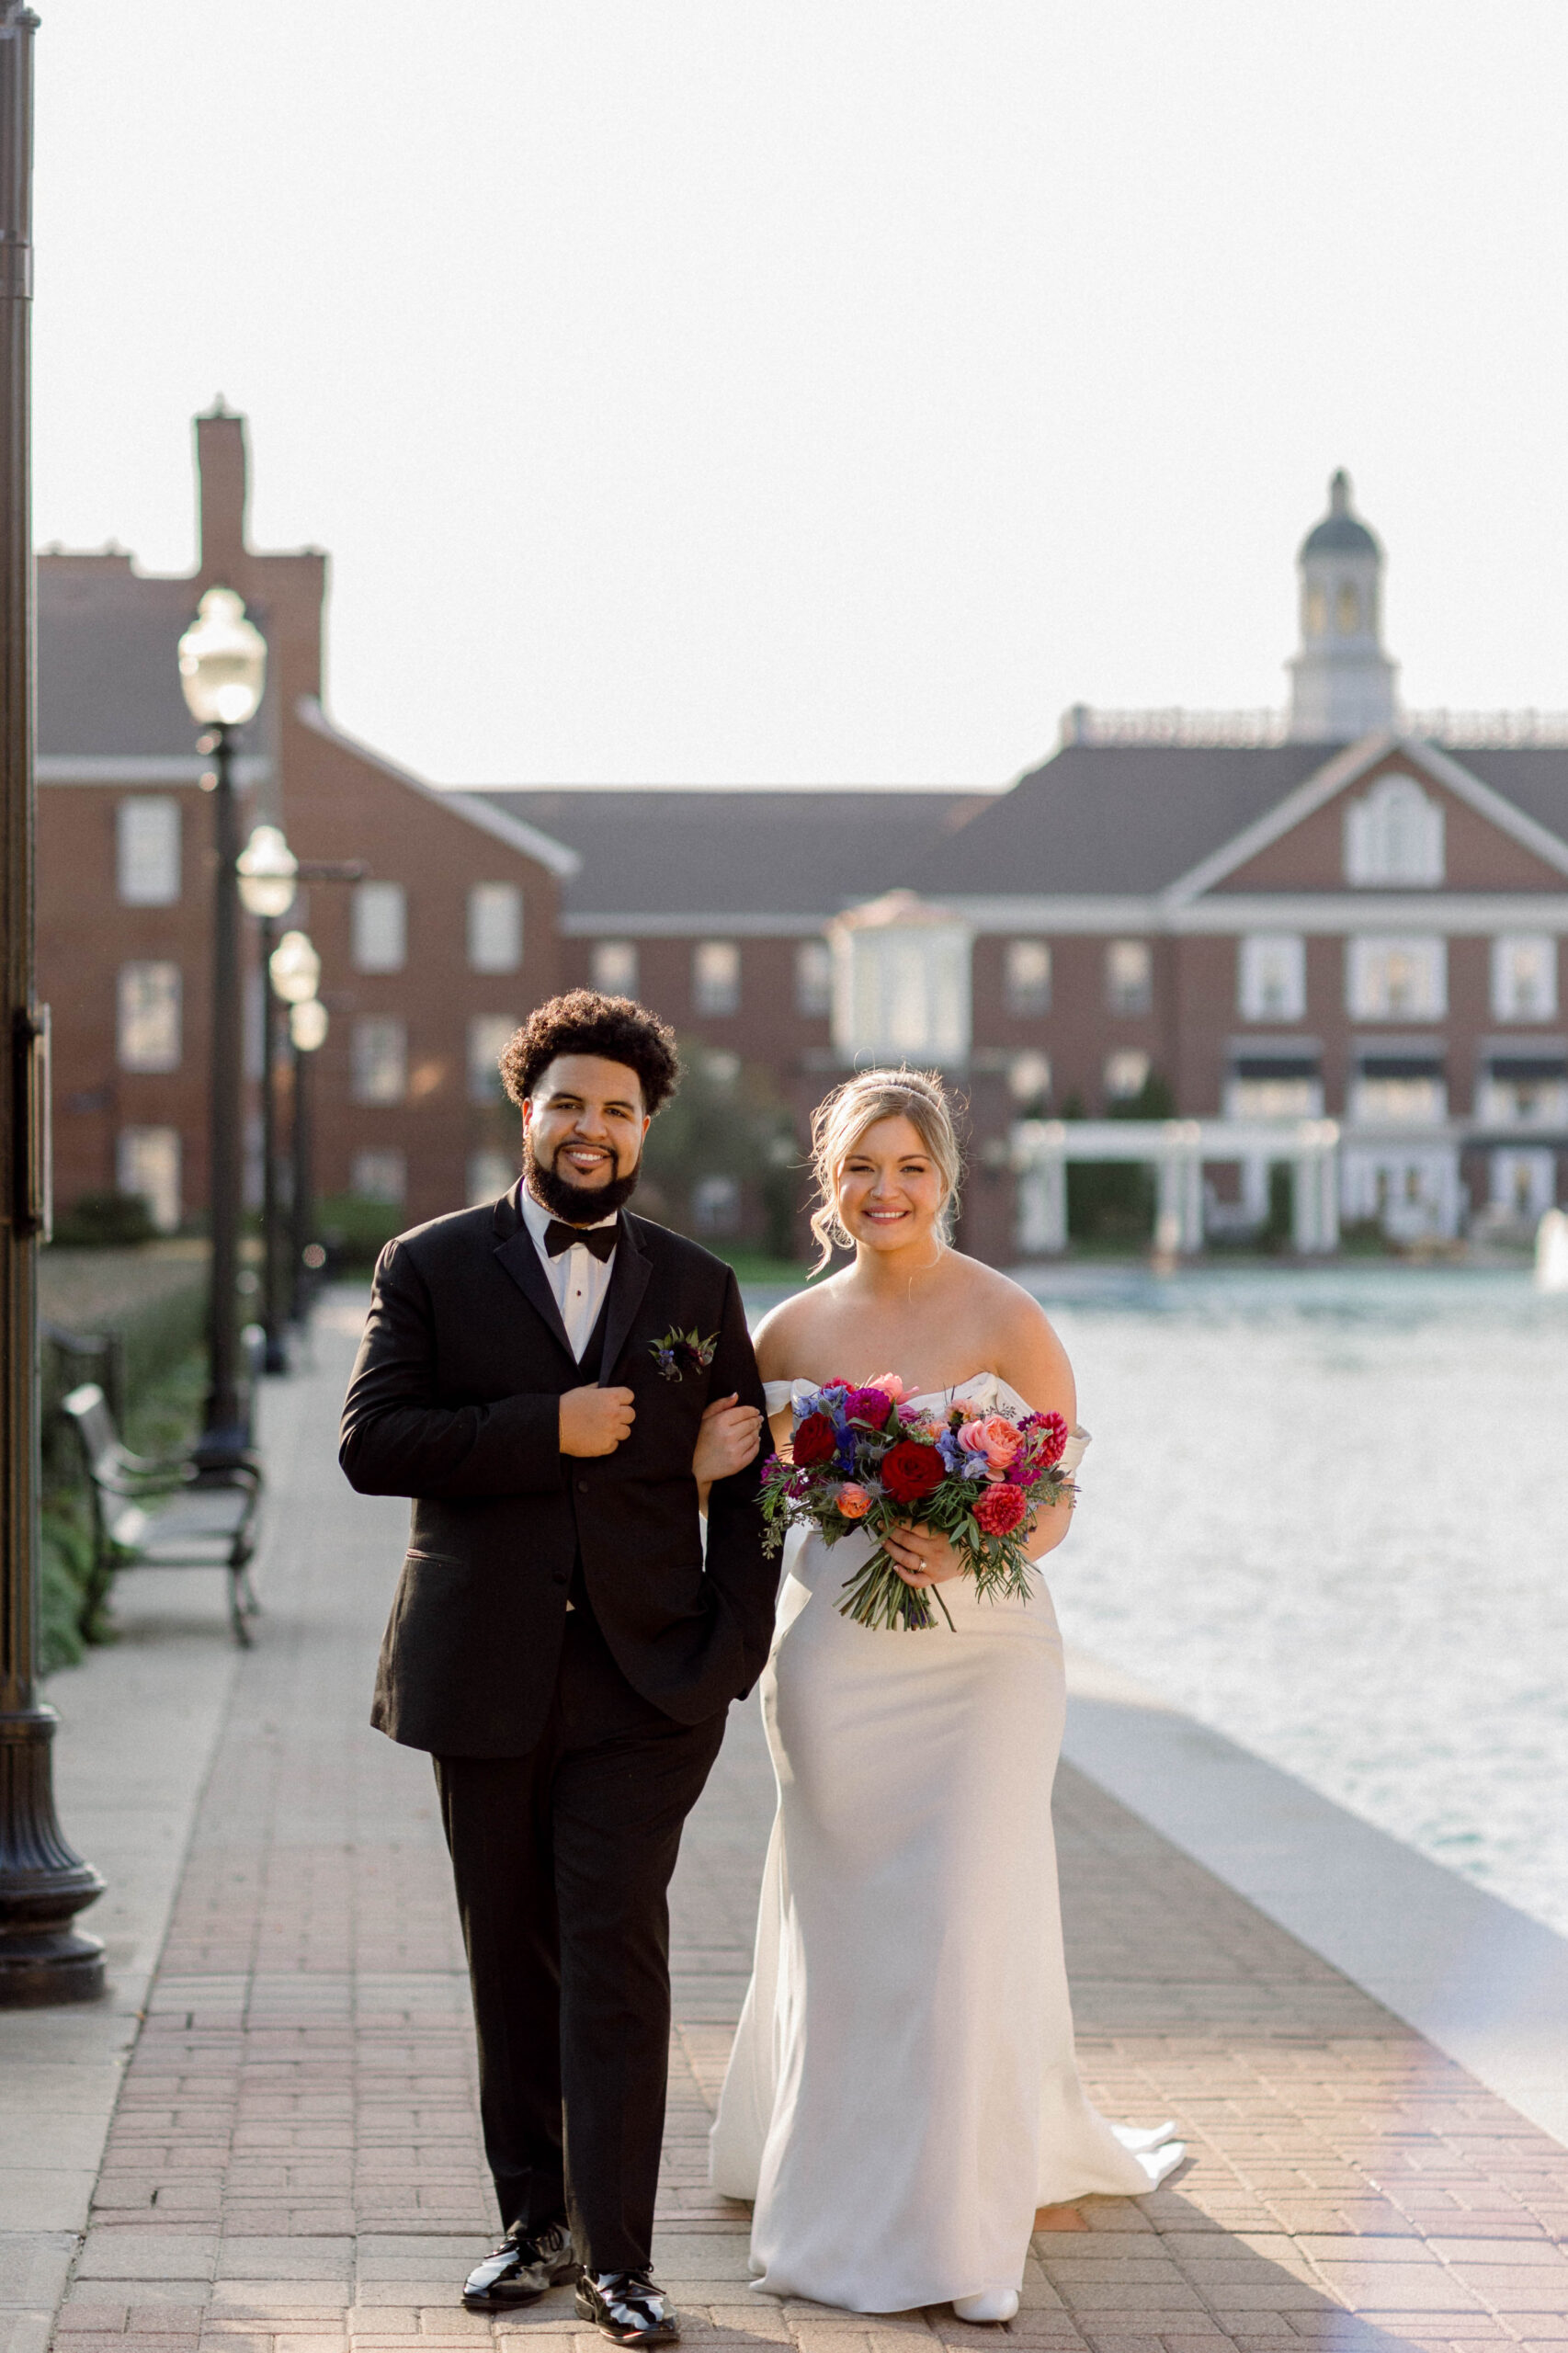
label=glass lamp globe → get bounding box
[236,824,299,918]
[269,929,322,1005]
[290,997,329,1053]
[177,586,267,727]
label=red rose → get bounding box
[792,1413,836,1467]
[881,1439,945,1504]
[974,1483,1028,1537]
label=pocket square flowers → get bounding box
[650,1325,719,1382]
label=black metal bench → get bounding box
[61,1381,264,1646]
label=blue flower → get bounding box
[959,1451,990,1482]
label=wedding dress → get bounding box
[710,1374,1184,2315]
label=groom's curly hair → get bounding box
[499,991,680,1115]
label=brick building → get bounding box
[39,407,575,1233]
[483,474,1568,1260]
[37,430,1568,1263]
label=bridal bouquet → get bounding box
[758,1378,1075,1632]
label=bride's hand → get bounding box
[883,1520,963,1587]
[692,1394,763,1486]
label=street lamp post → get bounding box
[0,0,106,2006]
[289,999,328,1324]
[236,825,297,1374]
[268,932,324,1326]
[177,588,266,1472]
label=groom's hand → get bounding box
[559,1383,636,1456]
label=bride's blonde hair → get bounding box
[807,1068,964,1274]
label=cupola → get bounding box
[1287,470,1399,741]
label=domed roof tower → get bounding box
[1287,470,1399,740]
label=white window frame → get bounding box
[350,1149,407,1205]
[116,1126,181,1232]
[468,1015,517,1104]
[693,938,741,1017]
[117,961,182,1073]
[351,881,407,973]
[1104,1049,1151,1100]
[794,938,834,1017]
[1237,933,1307,1022]
[468,1149,518,1204]
[1004,938,1052,1017]
[1106,938,1152,1016]
[468,883,523,973]
[591,939,640,996]
[351,1016,408,1104]
[116,797,181,905]
[1346,935,1447,1020]
[1491,934,1559,1022]
[1344,774,1445,886]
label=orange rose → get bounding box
[957,1414,1022,1469]
[835,1483,872,1519]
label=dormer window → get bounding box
[1344,774,1444,887]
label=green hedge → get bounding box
[39,1273,208,1676]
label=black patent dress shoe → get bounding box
[462,2219,579,2308]
[575,2267,680,2345]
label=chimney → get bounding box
[195,400,248,575]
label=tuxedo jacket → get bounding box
[340,1190,776,1756]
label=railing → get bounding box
[1059,703,1568,750]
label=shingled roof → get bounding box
[477,789,993,919]
[38,560,228,759]
[915,743,1336,896]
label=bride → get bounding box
[701,1069,1183,2320]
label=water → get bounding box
[1017,1265,1568,1937]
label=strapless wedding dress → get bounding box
[710,1374,1183,2314]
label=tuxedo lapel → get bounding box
[597,1212,653,1383]
[492,1199,576,1364]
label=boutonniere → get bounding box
[650,1325,719,1382]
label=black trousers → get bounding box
[434,1601,728,2273]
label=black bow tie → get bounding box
[544,1217,618,1262]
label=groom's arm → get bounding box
[340,1237,563,1499]
[699,1267,777,1689]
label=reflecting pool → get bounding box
[1023,1265,1568,1935]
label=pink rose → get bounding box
[868,1372,910,1404]
[834,1483,872,1520]
[974,1483,1028,1537]
[957,1414,1023,1470]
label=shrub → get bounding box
[51,1190,157,1248]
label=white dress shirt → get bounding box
[518,1181,618,1362]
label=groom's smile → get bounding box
[522,1051,653,1224]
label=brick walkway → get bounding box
[49,1297,1568,2353]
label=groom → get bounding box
[340,992,774,2347]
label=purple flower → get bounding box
[843,1385,892,1427]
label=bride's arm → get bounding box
[994,1290,1079,1561]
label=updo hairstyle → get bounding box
[807,1068,964,1273]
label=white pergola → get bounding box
[1011,1119,1342,1256]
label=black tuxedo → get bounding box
[340,1189,776,2268]
[341,1189,775,1754]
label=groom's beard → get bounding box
[524,1132,642,1224]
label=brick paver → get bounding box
[49,1296,1568,2353]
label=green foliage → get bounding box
[318,1193,405,1267]
[1262,1163,1295,1253]
[51,1190,157,1248]
[640,1043,802,1259]
[1064,1069,1176,1244]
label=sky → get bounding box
[32,3,1568,789]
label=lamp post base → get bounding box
[0,1708,106,2009]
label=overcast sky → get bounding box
[32,4,1568,788]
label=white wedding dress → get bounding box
[710,1374,1183,2315]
